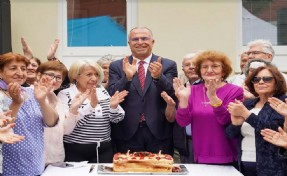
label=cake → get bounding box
[113,150,174,172]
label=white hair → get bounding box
[97,54,115,67]
[182,50,205,67]
[247,39,275,58]
[182,53,196,67]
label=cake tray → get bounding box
[97,164,189,175]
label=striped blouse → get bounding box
[57,84,124,144]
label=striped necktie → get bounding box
[138,61,145,91]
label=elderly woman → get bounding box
[35,61,68,165]
[243,59,272,100]
[97,54,115,89]
[0,52,59,175]
[173,50,243,165]
[57,59,127,163]
[226,65,287,176]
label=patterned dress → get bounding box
[2,88,47,176]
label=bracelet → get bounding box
[210,100,223,108]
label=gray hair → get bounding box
[182,53,196,67]
[68,59,104,86]
[182,50,205,67]
[247,39,275,58]
[244,58,273,76]
[97,54,115,67]
[128,27,153,39]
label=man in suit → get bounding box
[108,27,178,155]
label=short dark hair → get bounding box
[245,65,287,97]
[31,57,41,66]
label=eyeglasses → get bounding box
[200,64,222,71]
[246,51,268,56]
[129,37,151,43]
[251,76,274,84]
[42,72,63,82]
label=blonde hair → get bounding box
[68,59,104,86]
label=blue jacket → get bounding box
[225,95,287,176]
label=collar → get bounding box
[134,54,152,65]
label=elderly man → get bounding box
[108,27,178,155]
[174,52,201,163]
[246,39,287,80]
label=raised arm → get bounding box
[161,91,176,122]
[21,36,34,59]
[108,56,137,95]
[47,38,59,61]
[34,78,59,127]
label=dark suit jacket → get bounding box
[108,54,178,140]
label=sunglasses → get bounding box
[251,76,274,84]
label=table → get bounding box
[41,163,243,176]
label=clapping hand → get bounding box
[0,110,15,127]
[8,83,24,104]
[261,127,287,149]
[268,97,287,117]
[89,86,99,108]
[227,99,251,119]
[47,39,59,61]
[21,36,33,59]
[161,91,176,107]
[69,89,91,114]
[110,90,128,109]
[34,77,54,103]
[0,111,25,144]
[149,57,162,79]
[173,78,190,108]
[205,79,221,99]
[161,91,176,122]
[0,123,25,144]
[123,56,137,81]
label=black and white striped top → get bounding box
[57,85,124,144]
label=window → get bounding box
[242,0,287,45]
[67,0,127,47]
[240,0,287,72]
[58,0,137,57]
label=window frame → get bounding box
[57,0,137,57]
[237,0,287,72]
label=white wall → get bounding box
[10,0,261,74]
[11,0,58,60]
[137,0,240,73]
